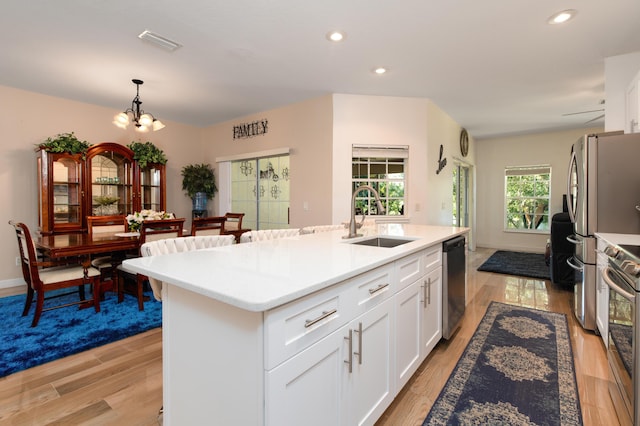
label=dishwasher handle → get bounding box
[443,236,465,251]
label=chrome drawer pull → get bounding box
[427,277,431,305]
[368,283,389,295]
[422,280,427,308]
[304,309,337,328]
[344,329,353,373]
[353,322,363,365]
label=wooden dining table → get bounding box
[35,232,140,259]
[35,232,141,293]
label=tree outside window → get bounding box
[504,166,551,232]
[352,148,407,216]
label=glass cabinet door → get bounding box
[52,156,83,226]
[139,164,165,212]
[86,144,134,218]
[38,150,84,235]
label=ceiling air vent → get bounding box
[138,30,182,52]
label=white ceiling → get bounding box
[1,0,639,140]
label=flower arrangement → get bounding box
[126,209,175,232]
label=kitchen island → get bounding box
[123,224,468,425]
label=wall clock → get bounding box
[459,128,469,157]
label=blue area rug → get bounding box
[477,250,550,280]
[423,301,582,425]
[0,287,161,378]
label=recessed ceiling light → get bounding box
[547,9,577,25]
[138,30,182,51]
[326,31,346,42]
[373,67,387,75]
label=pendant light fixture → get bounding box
[113,79,165,132]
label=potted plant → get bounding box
[127,141,167,169]
[38,132,92,159]
[181,163,218,211]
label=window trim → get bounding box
[351,144,408,218]
[503,165,551,234]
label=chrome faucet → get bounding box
[344,185,385,239]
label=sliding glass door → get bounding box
[453,164,469,227]
[231,154,290,230]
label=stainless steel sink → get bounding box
[349,237,415,248]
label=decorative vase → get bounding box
[192,192,208,211]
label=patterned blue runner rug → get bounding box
[0,288,161,378]
[423,301,582,425]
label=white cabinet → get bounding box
[626,70,640,133]
[394,248,443,390]
[595,237,609,347]
[267,289,395,426]
[266,322,348,426]
[421,266,443,359]
[346,297,395,426]
[395,279,422,390]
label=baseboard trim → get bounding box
[0,278,24,290]
[476,244,544,254]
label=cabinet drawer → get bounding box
[350,264,395,316]
[264,281,353,370]
[396,251,423,292]
[423,246,442,274]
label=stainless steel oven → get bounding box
[603,244,640,426]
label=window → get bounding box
[504,165,551,232]
[352,145,407,216]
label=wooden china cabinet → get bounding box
[38,142,166,235]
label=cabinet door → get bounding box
[86,143,135,218]
[421,266,442,360]
[347,297,395,426]
[38,150,85,234]
[596,240,609,347]
[394,279,422,391]
[266,323,348,426]
[139,164,166,212]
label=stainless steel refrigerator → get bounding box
[566,131,640,330]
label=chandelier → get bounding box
[113,79,165,132]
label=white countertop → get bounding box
[123,224,468,312]
[595,232,640,246]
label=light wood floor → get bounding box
[0,248,619,425]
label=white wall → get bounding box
[331,94,474,227]
[202,95,334,229]
[476,127,603,253]
[605,51,640,132]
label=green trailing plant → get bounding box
[181,163,218,199]
[38,132,91,158]
[127,141,167,169]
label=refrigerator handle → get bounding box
[566,235,581,245]
[566,150,576,224]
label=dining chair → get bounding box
[86,215,128,280]
[224,212,245,231]
[9,220,101,327]
[239,228,300,243]
[117,218,185,310]
[191,216,227,236]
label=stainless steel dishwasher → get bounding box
[442,235,466,340]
